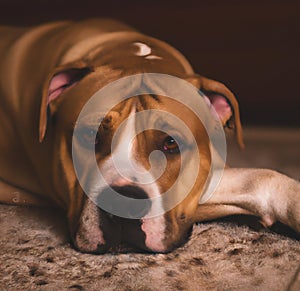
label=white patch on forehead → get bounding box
[133,42,152,56]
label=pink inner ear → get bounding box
[207,94,232,124]
[47,67,92,104]
[47,71,78,104]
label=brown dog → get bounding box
[0,19,299,253]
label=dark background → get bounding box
[1,0,299,126]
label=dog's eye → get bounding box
[162,136,179,154]
[77,128,100,147]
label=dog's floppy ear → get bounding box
[39,64,92,142]
[186,74,244,149]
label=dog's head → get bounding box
[38,39,243,253]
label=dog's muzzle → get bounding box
[92,185,152,252]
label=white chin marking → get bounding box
[141,216,166,252]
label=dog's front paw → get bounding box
[268,171,300,233]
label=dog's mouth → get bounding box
[98,209,148,253]
[74,186,154,253]
[97,185,156,252]
[74,185,193,254]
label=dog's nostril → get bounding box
[97,186,151,219]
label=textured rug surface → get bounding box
[0,127,299,290]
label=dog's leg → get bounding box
[195,168,300,233]
[0,178,50,206]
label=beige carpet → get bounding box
[0,127,299,290]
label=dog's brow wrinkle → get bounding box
[151,115,178,131]
[76,115,103,125]
[149,94,161,102]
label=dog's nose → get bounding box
[97,185,151,219]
